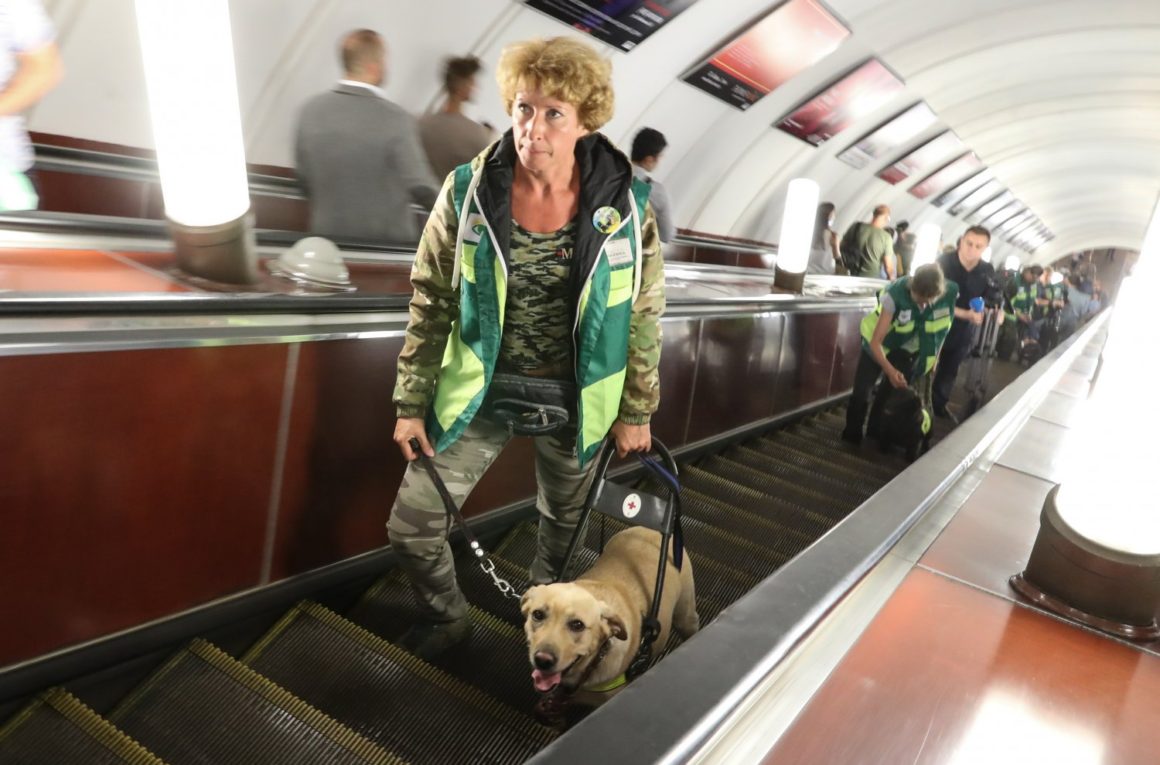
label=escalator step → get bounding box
[788,425,912,472]
[745,438,891,492]
[109,639,398,765]
[766,430,898,481]
[676,485,822,554]
[700,456,853,521]
[724,445,876,504]
[348,571,541,712]
[0,688,163,765]
[455,552,530,627]
[243,602,553,765]
[679,466,834,532]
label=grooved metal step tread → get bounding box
[782,425,910,472]
[0,688,164,765]
[745,438,890,492]
[348,571,541,711]
[494,521,749,627]
[674,484,822,554]
[109,639,398,765]
[723,445,874,506]
[243,602,554,765]
[455,551,532,627]
[760,430,898,482]
[678,466,833,533]
[700,455,853,520]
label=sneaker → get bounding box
[397,617,473,661]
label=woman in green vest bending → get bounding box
[842,263,958,445]
[386,37,665,659]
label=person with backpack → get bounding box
[840,205,897,279]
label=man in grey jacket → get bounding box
[295,30,437,244]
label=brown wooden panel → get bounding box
[765,569,1160,764]
[685,314,784,443]
[693,248,739,268]
[0,249,188,292]
[736,252,776,270]
[35,169,151,219]
[829,310,864,395]
[775,312,838,413]
[250,194,309,233]
[661,242,695,263]
[271,338,404,579]
[652,319,700,449]
[0,346,286,667]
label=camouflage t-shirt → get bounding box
[498,219,576,376]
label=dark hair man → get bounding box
[931,225,1001,422]
[630,127,675,243]
[418,55,497,180]
[840,205,897,279]
[295,30,438,244]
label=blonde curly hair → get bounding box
[496,37,614,131]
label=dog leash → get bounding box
[408,438,522,601]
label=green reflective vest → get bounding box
[427,159,651,466]
[1011,282,1040,316]
[860,277,959,376]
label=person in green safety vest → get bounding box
[842,263,959,445]
[1011,265,1046,346]
[386,37,665,660]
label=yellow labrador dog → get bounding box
[520,526,699,705]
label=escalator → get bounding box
[0,405,917,765]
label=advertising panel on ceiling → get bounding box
[980,201,1025,230]
[950,178,1004,216]
[908,152,984,200]
[837,102,937,170]
[523,0,701,52]
[969,191,1016,224]
[933,169,993,210]
[877,130,966,185]
[774,59,905,145]
[682,0,848,110]
[994,210,1035,237]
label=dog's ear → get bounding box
[600,607,628,641]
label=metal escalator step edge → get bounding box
[768,431,899,480]
[679,465,835,531]
[349,573,542,712]
[493,519,540,561]
[726,445,877,503]
[701,456,852,520]
[788,425,912,471]
[0,688,165,765]
[678,485,823,548]
[110,639,401,765]
[745,438,889,490]
[242,601,554,762]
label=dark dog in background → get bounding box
[872,385,930,462]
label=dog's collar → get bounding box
[572,637,615,693]
[586,672,627,693]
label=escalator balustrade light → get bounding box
[134,0,257,284]
[981,245,992,263]
[269,237,353,291]
[1004,254,1021,272]
[773,178,818,293]
[909,222,941,275]
[1010,194,1160,639]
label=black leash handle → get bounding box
[408,438,521,601]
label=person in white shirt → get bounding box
[0,0,63,210]
[630,127,675,243]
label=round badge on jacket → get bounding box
[592,206,622,234]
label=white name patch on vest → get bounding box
[897,309,912,323]
[605,238,633,267]
[933,307,950,318]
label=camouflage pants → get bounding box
[386,416,598,623]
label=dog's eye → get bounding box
[531,609,546,621]
[568,619,585,632]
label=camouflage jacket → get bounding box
[394,132,665,425]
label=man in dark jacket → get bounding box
[931,225,999,422]
[295,30,438,244]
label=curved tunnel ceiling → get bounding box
[31,0,1160,265]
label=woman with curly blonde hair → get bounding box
[387,36,665,660]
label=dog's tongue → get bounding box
[532,669,562,692]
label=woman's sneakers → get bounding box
[397,616,473,661]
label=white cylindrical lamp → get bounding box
[134,0,257,284]
[909,222,941,274]
[1004,254,1021,272]
[1010,194,1160,639]
[773,178,819,293]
